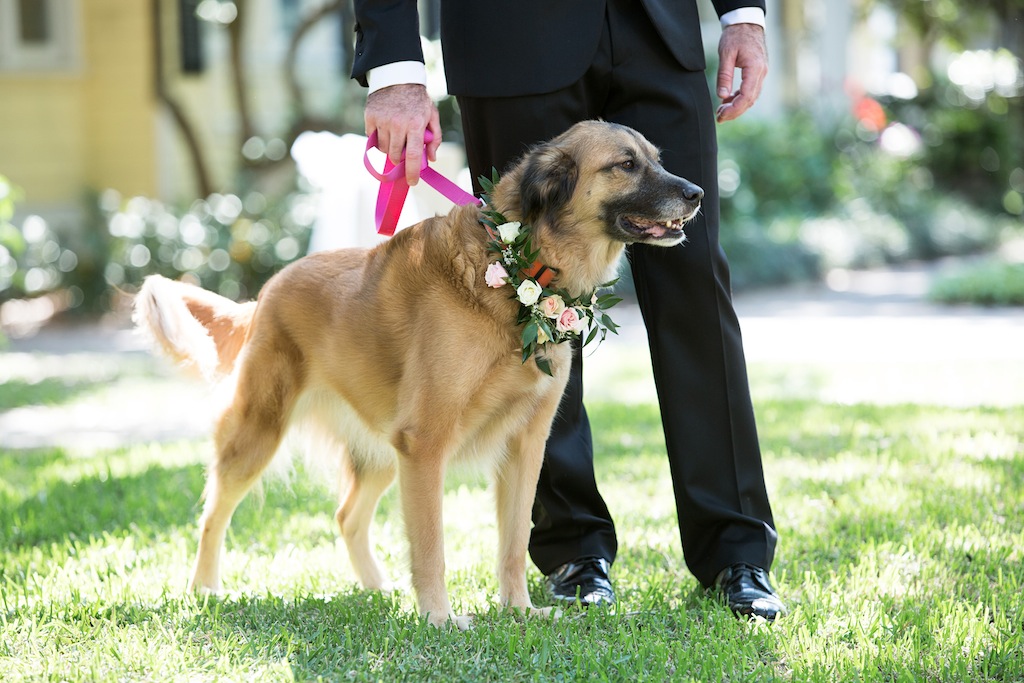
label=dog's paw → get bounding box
[426,612,474,631]
[363,578,396,593]
[507,605,561,621]
[187,580,222,596]
[530,605,562,620]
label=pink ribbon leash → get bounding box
[363,130,481,235]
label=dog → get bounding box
[133,120,702,629]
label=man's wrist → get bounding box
[367,61,428,95]
[720,8,766,29]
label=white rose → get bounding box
[497,221,522,243]
[516,279,543,306]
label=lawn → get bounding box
[1,351,1022,681]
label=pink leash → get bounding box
[363,130,481,235]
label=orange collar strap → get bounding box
[483,223,558,288]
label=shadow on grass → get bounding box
[0,442,395,570]
[166,587,781,681]
[0,453,205,551]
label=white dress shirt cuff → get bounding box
[720,8,766,29]
[367,61,428,94]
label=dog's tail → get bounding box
[133,275,257,381]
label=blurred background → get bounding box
[0,0,1022,338]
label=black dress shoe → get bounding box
[713,563,786,621]
[545,557,615,606]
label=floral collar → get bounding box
[479,172,620,376]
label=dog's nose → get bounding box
[684,182,704,203]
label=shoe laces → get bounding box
[718,562,772,592]
[553,556,610,583]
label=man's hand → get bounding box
[364,84,442,186]
[715,24,768,123]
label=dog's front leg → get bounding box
[393,429,469,630]
[495,396,564,619]
[494,442,541,611]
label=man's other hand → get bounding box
[715,24,768,123]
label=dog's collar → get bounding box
[481,221,557,288]
[478,170,619,377]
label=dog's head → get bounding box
[490,120,702,292]
[500,121,702,248]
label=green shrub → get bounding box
[716,103,1016,283]
[0,184,314,315]
[884,72,1023,217]
[929,259,1024,306]
[99,188,314,308]
[718,112,839,223]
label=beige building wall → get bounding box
[0,78,87,203]
[81,0,156,198]
[0,0,156,210]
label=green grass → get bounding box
[1,371,1023,680]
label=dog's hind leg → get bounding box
[189,350,302,593]
[335,459,396,590]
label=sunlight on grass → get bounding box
[1,378,1022,680]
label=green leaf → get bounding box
[522,342,535,364]
[535,356,553,376]
[599,314,620,334]
[599,277,620,288]
[596,294,623,309]
[522,321,539,348]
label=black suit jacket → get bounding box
[352,0,766,97]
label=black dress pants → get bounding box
[456,0,777,587]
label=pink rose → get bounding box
[556,307,586,334]
[485,262,509,288]
[539,295,566,319]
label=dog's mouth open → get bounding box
[619,209,697,241]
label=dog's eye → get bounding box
[618,160,636,171]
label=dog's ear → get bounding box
[519,144,579,224]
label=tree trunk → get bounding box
[227,0,255,158]
[151,0,214,198]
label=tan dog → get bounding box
[134,121,702,628]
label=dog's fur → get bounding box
[134,121,702,628]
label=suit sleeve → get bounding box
[351,0,424,86]
[709,0,766,18]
